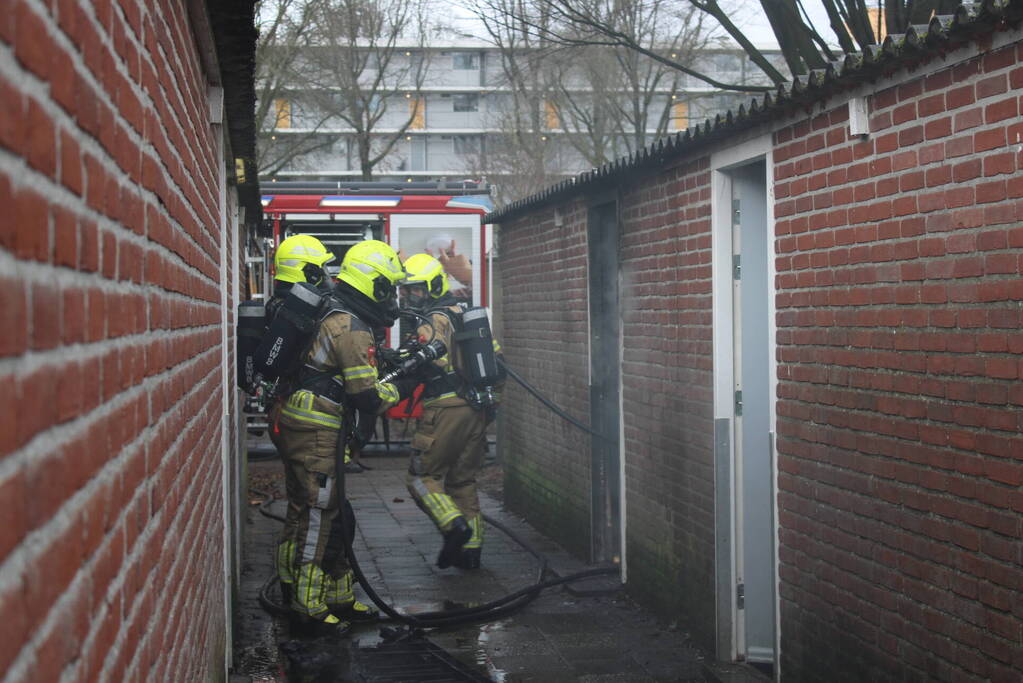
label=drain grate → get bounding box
[350,636,493,682]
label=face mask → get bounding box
[401,284,429,310]
[380,295,400,326]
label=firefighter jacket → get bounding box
[417,304,504,409]
[279,307,403,430]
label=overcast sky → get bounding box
[733,1,839,47]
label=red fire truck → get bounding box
[252,180,493,316]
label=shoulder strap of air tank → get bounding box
[278,302,349,400]
[422,305,470,397]
[321,301,377,334]
[319,300,352,321]
[427,303,464,331]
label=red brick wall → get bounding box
[774,39,1023,681]
[498,31,1022,681]
[617,158,718,647]
[0,2,235,679]
[500,160,720,646]
[498,201,593,558]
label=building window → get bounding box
[452,94,478,112]
[409,96,426,129]
[274,99,291,129]
[454,135,478,156]
[452,52,479,70]
[407,51,424,73]
[544,100,560,129]
[671,100,689,131]
[713,52,741,72]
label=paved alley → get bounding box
[233,450,722,682]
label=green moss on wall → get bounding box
[626,533,716,652]
[504,460,591,559]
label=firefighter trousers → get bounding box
[270,422,357,619]
[406,402,486,550]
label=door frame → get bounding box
[585,197,624,571]
[710,135,779,665]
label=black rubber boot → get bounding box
[330,600,379,622]
[455,548,481,570]
[436,517,472,568]
[290,613,353,639]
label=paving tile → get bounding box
[570,656,643,676]
[236,452,712,682]
[487,654,575,675]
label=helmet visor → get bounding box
[400,283,430,310]
[301,262,326,287]
[372,274,397,303]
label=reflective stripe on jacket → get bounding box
[280,308,402,429]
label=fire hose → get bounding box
[256,317,619,628]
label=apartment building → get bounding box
[261,40,787,192]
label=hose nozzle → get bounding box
[379,339,447,383]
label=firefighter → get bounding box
[268,236,416,635]
[399,253,503,570]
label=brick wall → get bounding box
[774,39,1023,681]
[498,201,592,558]
[617,157,718,647]
[497,25,1022,682]
[0,1,239,680]
[500,158,720,647]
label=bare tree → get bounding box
[473,0,777,91]
[466,133,573,208]
[471,0,713,185]
[546,0,712,162]
[297,0,434,180]
[460,0,576,202]
[255,0,337,176]
[751,0,962,77]
[543,46,620,167]
[472,0,964,88]
[610,2,710,152]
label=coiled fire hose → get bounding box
[254,487,618,626]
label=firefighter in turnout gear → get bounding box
[400,253,503,570]
[268,236,415,635]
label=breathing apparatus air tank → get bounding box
[249,282,325,390]
[237,300,266,391]
[454,306,501,404]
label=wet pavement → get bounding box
[233,446,718,682]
